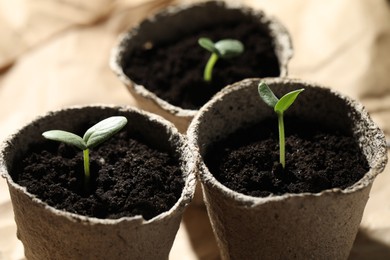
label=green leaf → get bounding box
[274,89,304,114]
[83,116,128,149]
[42,130,87,150]
[215,39,244,59]
[258,82,279,108]
[198,38,218,54]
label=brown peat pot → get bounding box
[1,105,196,260]
[110,1,293,133]
[187,78,387,259]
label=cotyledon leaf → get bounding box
[198,38,218,54]
[274,89,304,114]
[42,130,87,150]
[83,116,128,149]
[215,39,244,59]
[258,82,279,108]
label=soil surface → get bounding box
[123,20,280,110]
[13,131,184,220]
[205,118,369,197]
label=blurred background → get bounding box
[1,0,390,259]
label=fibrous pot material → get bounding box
[1,105,196,260]
[187,78,387,259]
[110,1,293,132]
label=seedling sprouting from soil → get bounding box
[42,116,128,191]
[258,82,304,168]
[198,37,244,82]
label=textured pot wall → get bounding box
[188,78,387,259]
[202,179,371,260]
[110,1,293,133]
[1,106,196,260]
[9,183,182,260]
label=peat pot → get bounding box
[187,78,387,259]
[110,1,293,133]
[1,105,196,260]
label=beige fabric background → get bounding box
[1,0,390,259]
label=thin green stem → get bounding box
[277,112,285,168]
[204,53,219,82]
[83,149,90,191]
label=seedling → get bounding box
[42,116,128,191]
[198,37,244,82]
[258,82,304,168]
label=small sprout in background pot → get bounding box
[42,116,128,192]
[258,82,304,168]
[198,37,244,82]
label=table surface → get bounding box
[1,0,390,259]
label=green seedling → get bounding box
[258,82,304,168]
[198,37,244,82]
[42,116,128,191]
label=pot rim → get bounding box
[187,77,388,207]
[1,104,197,225]
[109,0,293,117]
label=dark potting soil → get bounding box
[123,20,280,110]
[205,118,369,197]
[13,131,184,220]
